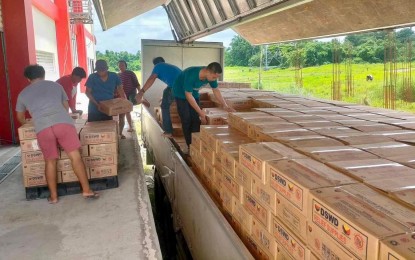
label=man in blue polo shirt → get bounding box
[136,57,181,137]
[173,62,234,153]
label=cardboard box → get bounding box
[277,135,344,148]
[191,132,201,152]
[331,133,393,145]
[255,129,313,142]
[272,216,311,260]
[231,196,253,234]
[20,139,40,152]
[379,233,415,260]
[18,123,36,140]
[307,223,355,260]
[23,173,47,187]
[220,185,234,213]
[200,144,215,166]
[221,149,239,177]
[22,150,44,164]
[62,170,81,183]
[226,98,253,110]
[206,114,226,125]
[22,162,45,175]
[354,142,415,159]
[170,113,181,124]
[252,217,278,258]
[172,123,183,136]
[275,192,308,242]
[298,146,379,163]
[199,125,230,143]
[204,162,215,181]
[99,98,133,116]
[243,191,271,231]
[80,128,117,144]
[89,142,117,155]
[327,158,415,182]
[57,159,73,171]
[248,122,299,140]
[252,175,277,214]
[364,176,415,210]
[60,145,89,159]
[83,154,117,168]
[309,184,415,259]
[89,164,117,179]
[239,143,305,184]
[221,172,242,200]
[235,164,253,193]
[243,233,274,260]
[267,159,357,216]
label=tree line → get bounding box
[96,50,142,71]
[225,28,415,68]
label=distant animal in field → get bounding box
[366,75,374,81]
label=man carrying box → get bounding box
[85,59,126,122]
[172,62,235,153]
[16,65,98,204]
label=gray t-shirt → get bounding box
[16,80,74,133]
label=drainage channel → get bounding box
[0,151,21,184]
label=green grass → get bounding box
[135,63,415,113]
[223,64,415,113]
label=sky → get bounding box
[93,6,237,54]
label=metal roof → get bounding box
[93,0,415,44]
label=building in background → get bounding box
[0,0,96,144]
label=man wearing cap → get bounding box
[85,59,126,122]
[56,67,86,115]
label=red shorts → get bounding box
[36,123,81,160]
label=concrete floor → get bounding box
[0,133,161,260]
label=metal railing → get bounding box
[69,0,93,24]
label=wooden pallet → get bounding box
[25,176,119,200]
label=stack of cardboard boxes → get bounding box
[79,120,118,180]
[188,89,415,260]
[19,117,119,192]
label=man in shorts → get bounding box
[16,65,98,204]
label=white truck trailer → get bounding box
[140,39,254,259]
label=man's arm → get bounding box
[62,100,70,112]
[132,72,140,90]
[185,92,207,124]
[136,73,157,102]
[117,85,126,99]
[212,88,235,112]
[16,111,26,125]
[86,87,100,107]
[68,98,76,113]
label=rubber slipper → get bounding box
[83,191,99,199]
[47,197,59,204]
[121,135,126,139]
[127,129,134,132]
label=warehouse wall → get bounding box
[32,6,59,81]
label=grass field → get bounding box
[135,63,415,113]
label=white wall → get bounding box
[32,7,59,81]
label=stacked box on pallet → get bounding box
[19,122,56,187]
[80,120,118,180]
